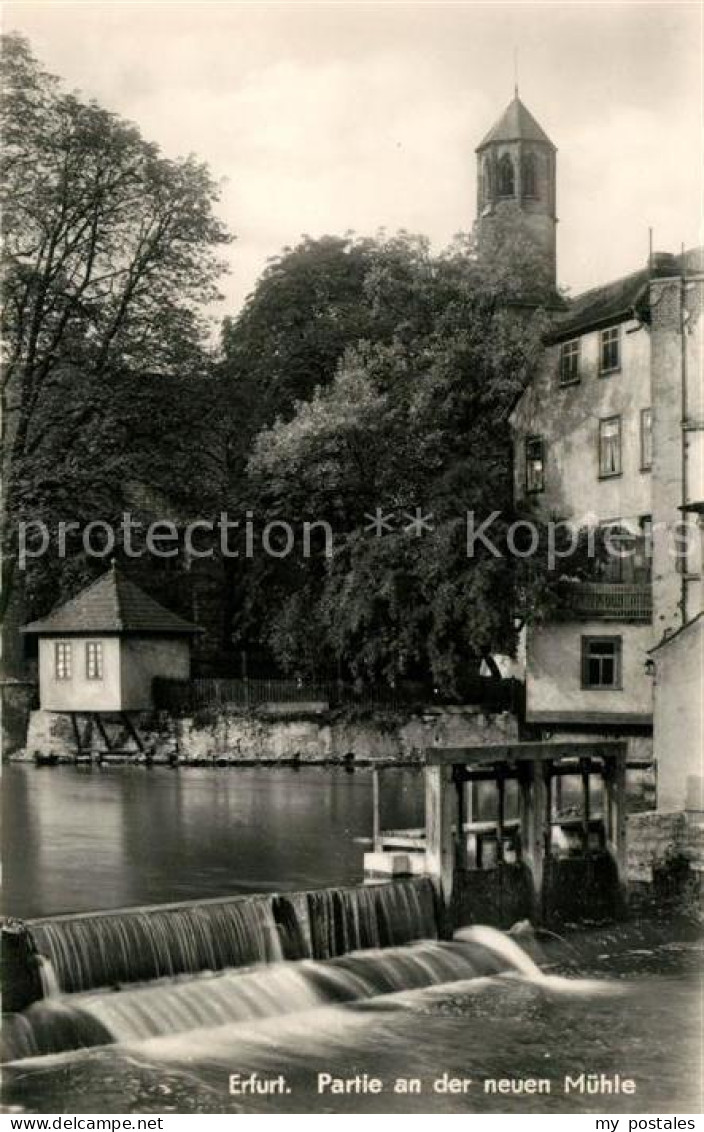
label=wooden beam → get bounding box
[372,766,381,852]
[69,713,82,754]
[519,761,549,919]
[93,715,113,752]
[604,755,628,881]
[425,741,628,766]
[121,713,146,753]
[425,763,455,909]
[455,773,467,870]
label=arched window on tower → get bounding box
[483,158,494,203]
[522,153,538,198]
[497,154,515,197]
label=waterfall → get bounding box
[454,925,545,979]
[307,878,437,959]
[8,877,574,1065]
[28,895,285,994]
[2,937,521,1060]
[25,878,436,995]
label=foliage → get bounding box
[1,34,231,619]
[236,232,550,691]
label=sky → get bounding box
[5,1,703,320]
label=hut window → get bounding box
[522,153,538,198]
[55,641,72,680]
[86,641,104,681]
[497,154,515,197]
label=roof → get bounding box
[477,95,555,152]
[22,565,200,636]
[546,267,651,343]
[649,611,704,655]
[546,249,701,343]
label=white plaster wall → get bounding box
[513,318,652,526]
[653,617,704,811]
[526,620,653,723]
[38,636,121,711]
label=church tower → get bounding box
[475,92,557,291]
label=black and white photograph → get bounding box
[0,0,702,1121]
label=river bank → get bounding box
[17,703,520,765]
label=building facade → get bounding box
[475,94,703,805]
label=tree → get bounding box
[243,237,550,691]
[0,34,231,643]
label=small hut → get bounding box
[22,565,199,754]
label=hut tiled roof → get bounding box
[22,565,200,636]
[476,95,555,151]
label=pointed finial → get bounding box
[514,48,519,98]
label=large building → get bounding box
[476,94,703,807]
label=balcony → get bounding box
[556,581,652,623]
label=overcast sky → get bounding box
[6,1,703,319]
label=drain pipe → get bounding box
[679,248,689,625]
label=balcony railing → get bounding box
[556,582,652,623]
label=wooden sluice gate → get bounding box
[364,741,629,928]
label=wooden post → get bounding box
[604,753,627,882]
[425,763,455,912]
[580,757,591,855]
[455,773,468,870]
[496,771,506,864]
[372,766,381,852]
[520,760,548,918]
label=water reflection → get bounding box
[1,764,424,919]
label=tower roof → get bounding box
[476,95,555,151]
[22,564,201,636]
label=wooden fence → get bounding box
[153,676,522,715]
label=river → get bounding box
[1,765,701,1115]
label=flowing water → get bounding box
[2,765,702,1114]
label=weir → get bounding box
[365,741,629,926]
[1,878,438,1008]
[1,742,631,1067]
[1,926,543,1064]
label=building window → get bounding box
[559,339,580,385]
[55,641,72,680]
[497,153,515,197]
[581,636,622,690]
[525,437,545,493]
[86,641,104,681]
[640,407,653,470]
[599,326,620,374]
[522,153,538,198]
[598,416,622,478]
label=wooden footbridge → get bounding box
[364,741,631,926]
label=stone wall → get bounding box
[626,809,703,918]
[19,703,520,764]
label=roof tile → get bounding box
[22,566,200,635]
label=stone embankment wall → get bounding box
[19,704,519,765]
[626,809,703,918]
